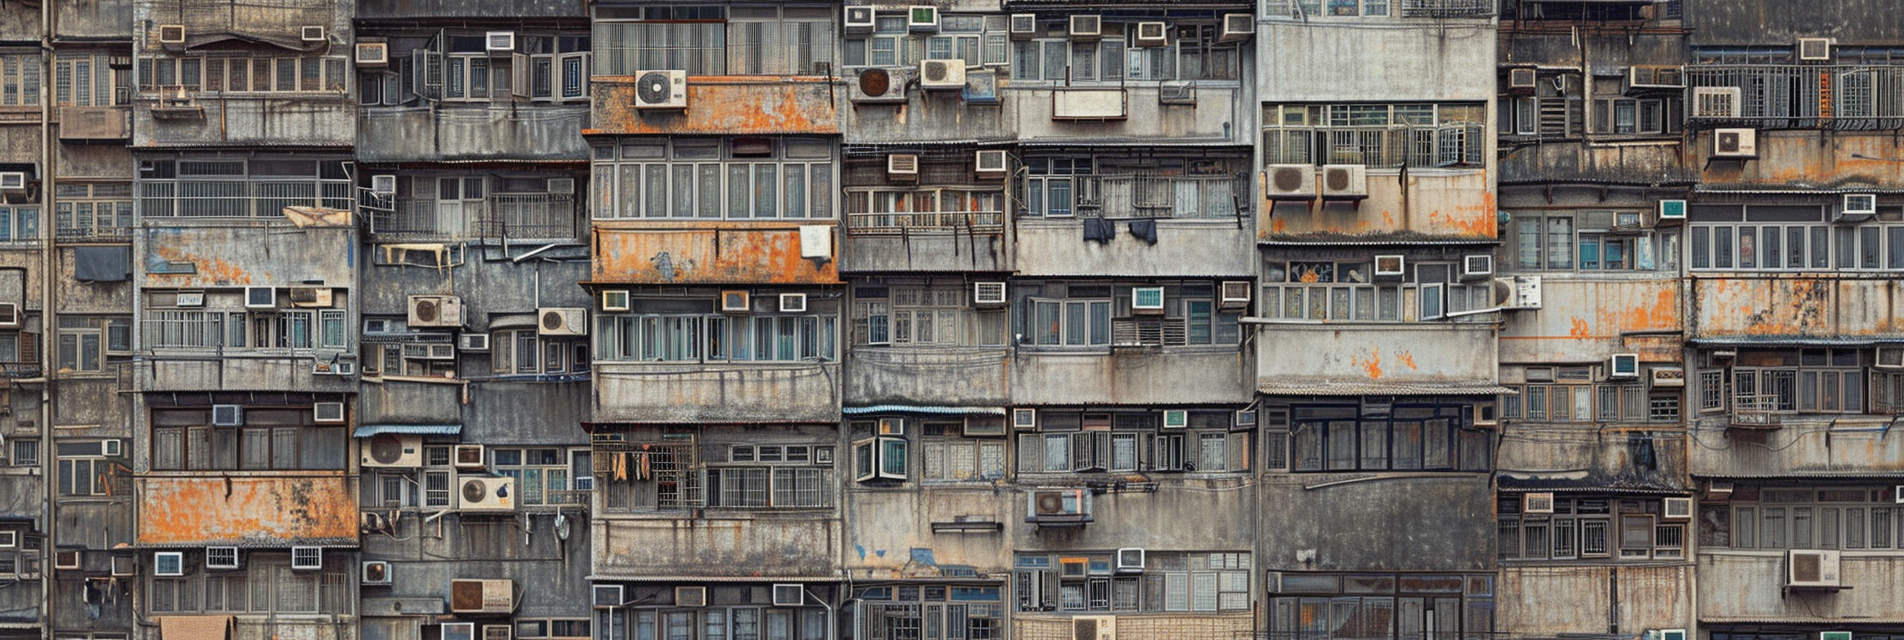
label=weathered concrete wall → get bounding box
[845,347,1010,407]
[57,140,136,179]
[136,474,357,545]
[141,224,357,289]
[1502,142,1694,186]
[0,123,44,165]
[1012,349,1251,406]
[133,98,357,149]
[1010,85,1248,144]
[1697,132,1904,189]
[589,78,839,136]
[840,90,1016,144]
[594,515,839,578]
[1496,424,1689,491]
[1016,220,1255,278]
[1689,277,1904,338]
[1259,21,1495,102]
[1500,277,1682,364]
[1497,565,1695,635]
[1258,474,1494,571]
[358,512,592,620]
[57,247,136,315]
[357,106,591,163]
[1263,171,1496,239]
[593,362,842,423]
[58,0,135,39]
[1006,479,1256,551]
[843,485,1011,579]
[464,379,590,444]
[136,355,359,393]
[593,224,842,285]
[1257,324,1498,384]
[1697,553,1904,619]
[1689,416,1904,476]
[141,0,351,42]
[359,250,591,323]
[1686,0,1904,45]
[841,232,1010,274]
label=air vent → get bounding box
[593,584,625,608]
[1115,548,1145,573]
[205,546,240,570]
[459,333,490,351]
[1013,408,1037,430]
[547,178,576,194]
[454,444,486,469]
[0,172,23,192]
[920,60,966,90]
[1693,87,1741,118]
[314,402,346,424]
[633,70,688,109]
[1131,286,1164,313]
[1462,255,1494,279]
[973,282,1007,306]
[1663,497,1692,520]
[600,290,631,312]
[291,546,323,571]
[0,303,19,328]
[887,154,919,178]
[371,174,397,194]
[1162,410,1187,429]
[1524,492,1555,514]
[1798,38,1833,61]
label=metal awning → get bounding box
[1692,471,1904,480]
[157,616,232,640]
[843,405,1007,416]
[1689,336,1904,347]
[354,424,463,438]
[1257,381,1516,396]
[587,575,838,583]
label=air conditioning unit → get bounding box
[110,554,134,576]
[1787,549,1842,588]
[362,560,392,585]
[1658,199,1687,221]
[600,290,631,312]
[1839,194,1878,222]
[1013,408,1037,430]
[454,444,486,469]
[1692,87,1741,118]
[443,623,476,640]
[1263,165,1317,201]
[887,154,919,178]
[975,150,1007,177]
[102,439,122,457]
[593,584,624,608]
[483,626,512,640]
[851,68,908,104]
[1651,367,1686,388]
[289,287,332,308]
[1713,128,1758,158]
[1068,15,1101,40]
[1219,281,1252,308]
[301,26,326,42]
[721,290,752,313]
[1027,489,1091,523]
[54,551,80,570]
[1073,615,1117,640]
[1609,354,1640,378]
[538,308,588,336]
[908,6,939,31]
[779,293,808,313]
[1374,255,1406,278]
[0,303,18,328]
[459,333,490,351]
[1219,13,1254,42]
[485,31,516,53]
[158,24,186,45]
[154,552,184,576]
[244,286,275,308]
[1524,492,1556,514]
[355,41,389,66]
[1493,275,1543,310]
[1473,402,1498,427]
[1134,22,1167,48]
[1162,410,1188,429]
[1798,38,1833,61]
[1627,66,1684,90]
[920,59,965,90]
[458,476,516,512]
[212,404,244,427]
[844,6,875,33]
[1663,497,1693,520]
[408,295,464,327]
[450,579,515,613]
[1009,14,1037,39]
[1235,409,1258,428]
[1115,548,1145,573]
[0,172,24,193]
[314,402,346,424]
[1462,255,1494,279]
[371,174,398,195]
[633,70,688,109]
[1131,286,1164,314]
[205,546,239,569]
[1320,164,1368,200]
[1508,68,1537,94]
[1877,347,1904,370]
[675,586,708,607]
[361,434,421,468]
[772,584,804,607]
[291,546,323,571]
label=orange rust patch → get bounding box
[594,224,841,285]
[1396,351,1417,370]
[593,78,840,136]
[1570,317,1591,339]
[1351,347,1384,380]
[137,475,356,545]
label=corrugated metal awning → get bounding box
[587,575,838,583]
[157,616,232,640]
[1701,616,1904,625]
[1692,471,1904,480]
[354,424,463,438]
[843,405,1007,416]
[1260,234,1499,246]
[1689,336,1904,347]
[1257,381,1516,396]
[1497,474,1690,494]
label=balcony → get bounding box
[593,361,842,423]
[1688,65,1904,131]
[1016,218,1254,278]
[1012,347,1249,406]
[590,76,838,137]
[1257,323,1500,388]
[591,222,841,286]
[357,0,584,20]
[138,224,357,289]
[1400,0,1495,18]
[133,90,356,148]
[357,104,590,164]
[367,194,580,241]
[844,346,1010,407]
[136,474,357,546]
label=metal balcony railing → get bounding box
[1687,64,1904,130]
[847,209,1006,234]
[370,194,578,240]
[1400,0,1495,18]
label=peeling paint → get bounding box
[593,223,841,285]
[137,475,357,545]
[589,77,840,136]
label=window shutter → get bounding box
[1227,432,1248,472]
[511,53,531,98]
[922,441,946,479]
[1016,434,1041,473]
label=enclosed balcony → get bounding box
[136,474,357,547]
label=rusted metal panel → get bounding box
[357,106,591,163]
[845,347,1010,407]
[1011,349,1251,406]
[1698,131,1904,188]
[1015,613,1252,640]
[1263,172,1498,239]
[594,516,838,578]
[1690,277,1904,338]
[1016,220,1255,278]
[588,77,839,136]
[1498,565,1693,635]
[136,474,357,546]
[1257,324,1498,384]
[132,98,358,149]
[1697,553,1904,620]
[593,362,842,423]
[141,225,356,289]
[1689,415,1904,476]
[1500,278,1683,364]
[592,224,841,285]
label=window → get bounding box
[1705,349,1868,416]
[1010,24,1237,83]
[1288,402,1491,472]
[1513,214,1676,272]
[1263,103,1487,167]
[595,6,834,76]
[852,285,1006,347]
[592,138,834,220]
[844,188,1006,232]
[856,585,1003,640]
[1686,216,1904,273]
[1014,551,1249,613]
[54,183,134,241]
[139,55,347,94]
[139,157,353,218]
[56,440,121,497]
[492,330,589,375]
[853,436,908,481]
[55,52,126,107]
[11,439,36,467]
[1508,383,1670,423]
[1263,261,1399,321]
[1710,486,1902,551]
[1015,410,1248,474]
[1268,573,1496,640]
[594,310,837,363]
[0,53,41,108]
[846,12,1008,69]
[361,341,456,378]
[1019,156,1246,220]
[1686,64,1904,124]
[150,408,347,471]
[492,448,585,505]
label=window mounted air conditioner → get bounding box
[485,31,517,54]
[772,584,805,607]
[1264,165,1317,202]
[1658,199,1687,221]
[291,546,323,571]
[454,444,486,469]
[314,402,346,424]
[244,286,275,308]
[975,150,1008,176]
[1374,255,1406,278]
[409,296,464,327]
[1786,549,1842,588]
[158,25,186,45]
[1798,38,1833,61]
[289,287,332,308]
[212,404,244,427]
[1132,286,1165,313]
[908,6,939,31]
[362,560,392,585]
[1692,87,1741,118]
[538,308,588,336]
[482,626,511,640]
[1462,255,1494,279]
[1162,410,1187,429]
[1524,492,1556,514]
[154,552,184,576]
[1013,408,1037,430]
[110,554,134,576]
[459,333,490,351]
[851,68,908,104]
[301,26,326,42]
[598,290,631,312]
[1663,497,1692,520]
[1508,68,1537,94]
[888,154,919,178]
[1219,13,1254,42]
[103,439,122,457]
[205,546,240,569]
[593,585,625,608]
[1068,15,1101,40]
[1009,14,1037,39]
[450,579,515,613]
[1473,402,1498,428]
[1134,22,1167,48]
[1220,281,1252,308]
[355,41,389,67]
[971,281,1008,306]
[1839,194,1878,222]
[1320,164,1368,200]
[458,476,516,511]
[443,623,476,640]
[361,434,422,467]
[54,552,80,570]
[1627,66,1684,91]
[1115,548,1145,573]
[721,290,752,313]
[0,173,25,192]
[675,586,707,607]
[1609,354,1640,379]
[633,70,688,109]
[1713,128,1757,158]
[371,174,397,195]
[844,7,876,33]
[779,293,808,313]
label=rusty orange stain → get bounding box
[1396,351,1417,370]
[1351,347,1384,380]
[1272,217,1287,234]
[1381,210,1396,228]
[137,475,356,545]
[1570,317,1590,339]
[594,222,841,285]
[588,77,840,136]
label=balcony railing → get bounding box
[1687,65,1904,130]
[1400,0,1494,18]
[1729,396,1784,429]
[846,210,1005,234]
[1078,175,1246,219]
[140,180,353,217]
[368,194,577,240]
[477,193,582,240]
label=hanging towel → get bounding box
[1128,219,1158,245]
[1082,218,1115,244]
